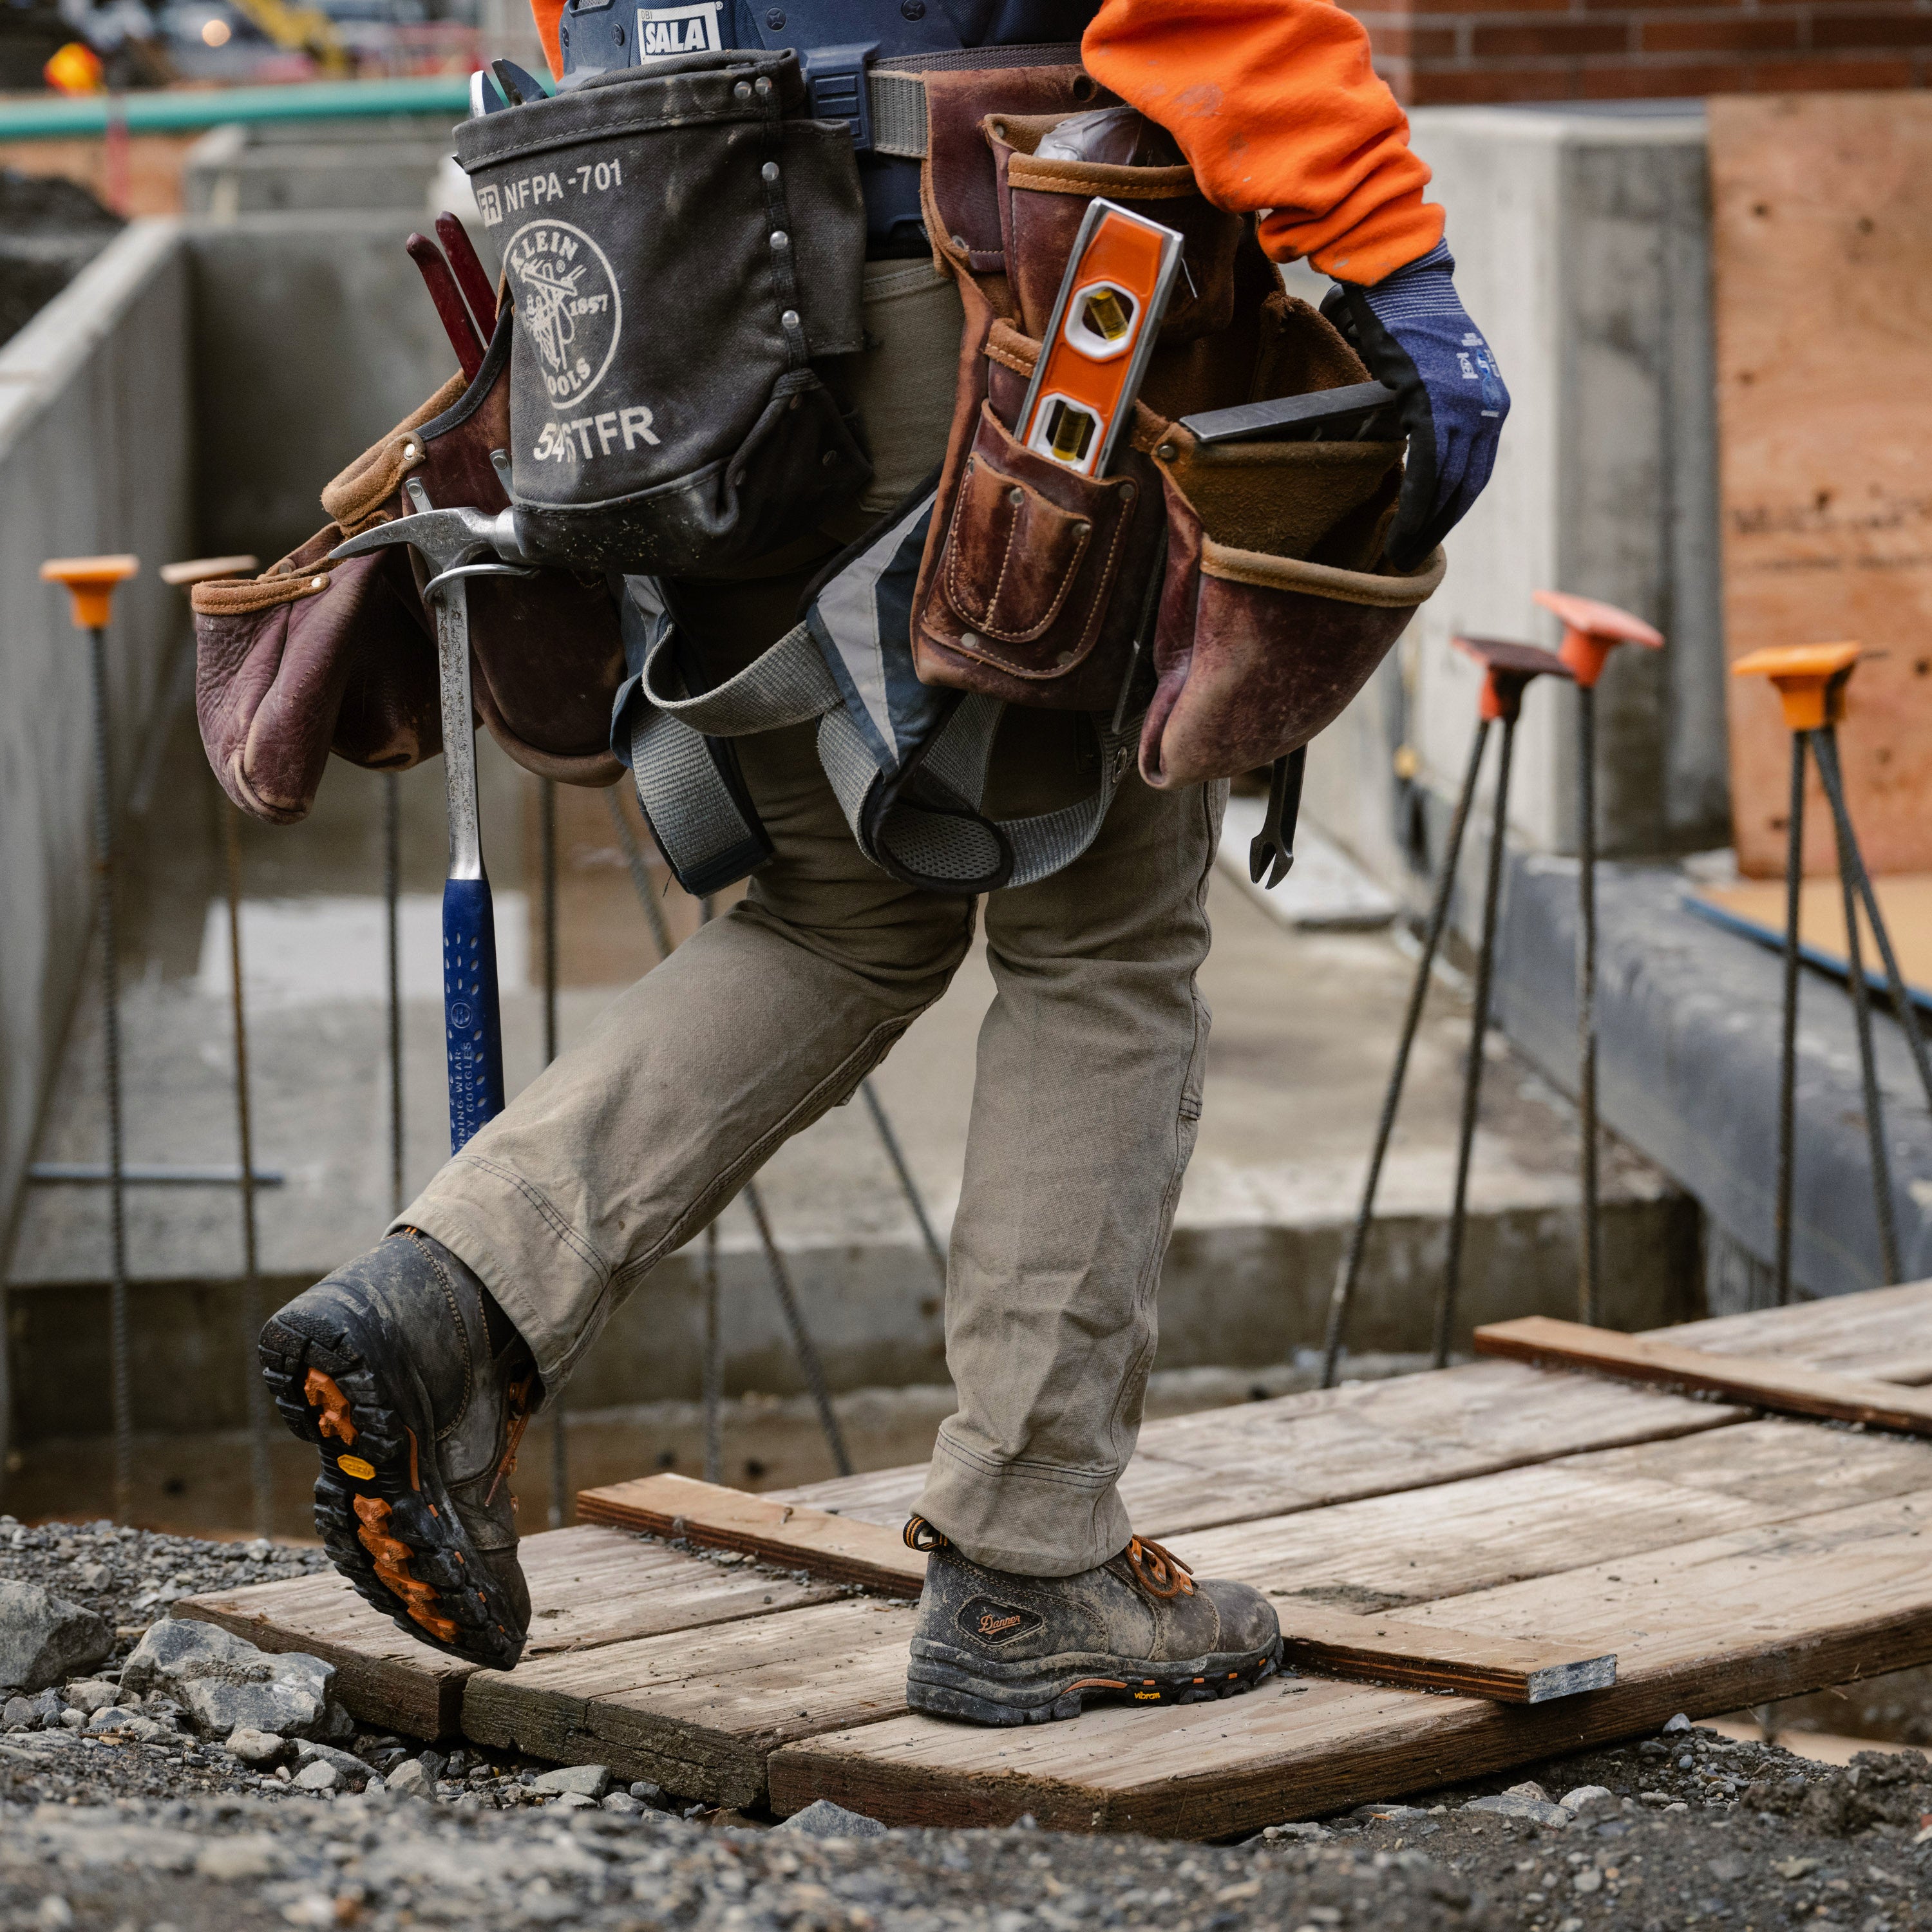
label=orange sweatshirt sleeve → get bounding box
[1081,0,1443,284]
[531,0,565,79]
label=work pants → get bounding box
[397,265,1226,1578]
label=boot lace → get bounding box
[1124,1535,1195,1599]
[483,1374,536,1506]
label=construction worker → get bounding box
[260,0,1507,1726]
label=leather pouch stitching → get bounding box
[941,454,1095,644]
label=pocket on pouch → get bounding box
[925,400,1139,686]
[943,445,1095,644]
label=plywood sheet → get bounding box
[1686,874,1932,1011]
[773,1485,1932,1836]
[1475,1315,1932,1432]
[1710,93,1932,879]
[178,1524,838,1740]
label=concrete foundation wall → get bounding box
[0,221,194,1265]
[1302,104,1728,902]
[186,213,468,568]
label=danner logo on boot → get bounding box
[504,221,621,409]
[957,1596,1043,1646]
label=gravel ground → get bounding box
[5,1518,1930,1930]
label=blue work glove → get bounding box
[1325,242,1509,572]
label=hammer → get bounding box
[330,492,534,1153]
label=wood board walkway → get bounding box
[180,1282,1932,1836]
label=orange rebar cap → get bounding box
[1730,641,1862,734]
[41,554,138,629]
[1453,634,1574,723]
[160,555,257,589]
[1532,589,1664,690]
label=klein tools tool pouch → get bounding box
[910,77,1445,786]
[194,303,627,824]
[452,48,873,577]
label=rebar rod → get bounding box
[604,788,676,962]
[87,621,133,1524]
[1577,683,1601,1325]
[1435,713,1516,1370]
[703,1221,723,1485]
[861,1079,946,1286]
[1321,719,1491,1387]
[1812,730,1902,1285]
[1813,727,1932,1117]
[743,1180,851,1476]
[225,805,272,1537]
[1775,734,1804,1307]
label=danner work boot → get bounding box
[258,1230,536,1668]
[903,1519,1282,1725]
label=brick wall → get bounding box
[1347,0,1932,105]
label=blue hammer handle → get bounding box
[443,875,506,1152]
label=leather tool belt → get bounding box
[910,70,1444,788]
[194,305,626,825]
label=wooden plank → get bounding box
[1655,1276,1932,1381]
[1175,1417,1932,1614]
[461,1598,917,1810]
[1276,1610,1613,1704]
[772,1359,1748,1536]
[577,1473,1631,1702]
[1710,93,1932,880]
[575,1473,925,1596]
[770,1485,1932,1837]
[773,1282,1932,1540]
[466,1419,1932,1798]
[1687,876,1932,1015]
[1474,1316,1932,1434]
[178,1524,839,1741]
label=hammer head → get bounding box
[328,502,520,577]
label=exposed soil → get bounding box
[5,1517,1930,1929]
[0,168,123,348]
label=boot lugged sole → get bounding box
[905,1634,1282,1727]
[259,1303,526,1671]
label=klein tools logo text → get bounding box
[504,219,621,408]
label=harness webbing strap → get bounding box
[867,43,1085,159]
[630,614,1139,898]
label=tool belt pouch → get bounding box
[195,306,628,824]
[194,525,438,825]
[453,49,871,577]
[911,80,1444,762]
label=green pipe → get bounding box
[0,77,471,142]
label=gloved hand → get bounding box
[1324,241,1508,572]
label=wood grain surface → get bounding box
[187,1284,1932,1828]
[178,1525,838,1740]
[1710,94,1932,878]
[1473,1316,1932,1434]
[574,1474,926,1595]
[462,1598,918,1809]
[771,1486,1932,1835]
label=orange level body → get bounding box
[1019,200,1182,479]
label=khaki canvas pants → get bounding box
[398,265,1227,1578]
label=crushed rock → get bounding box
[5,1523,1932,1927]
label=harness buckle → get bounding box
[804,41,878,152]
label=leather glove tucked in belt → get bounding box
[1324,241,1509,571]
